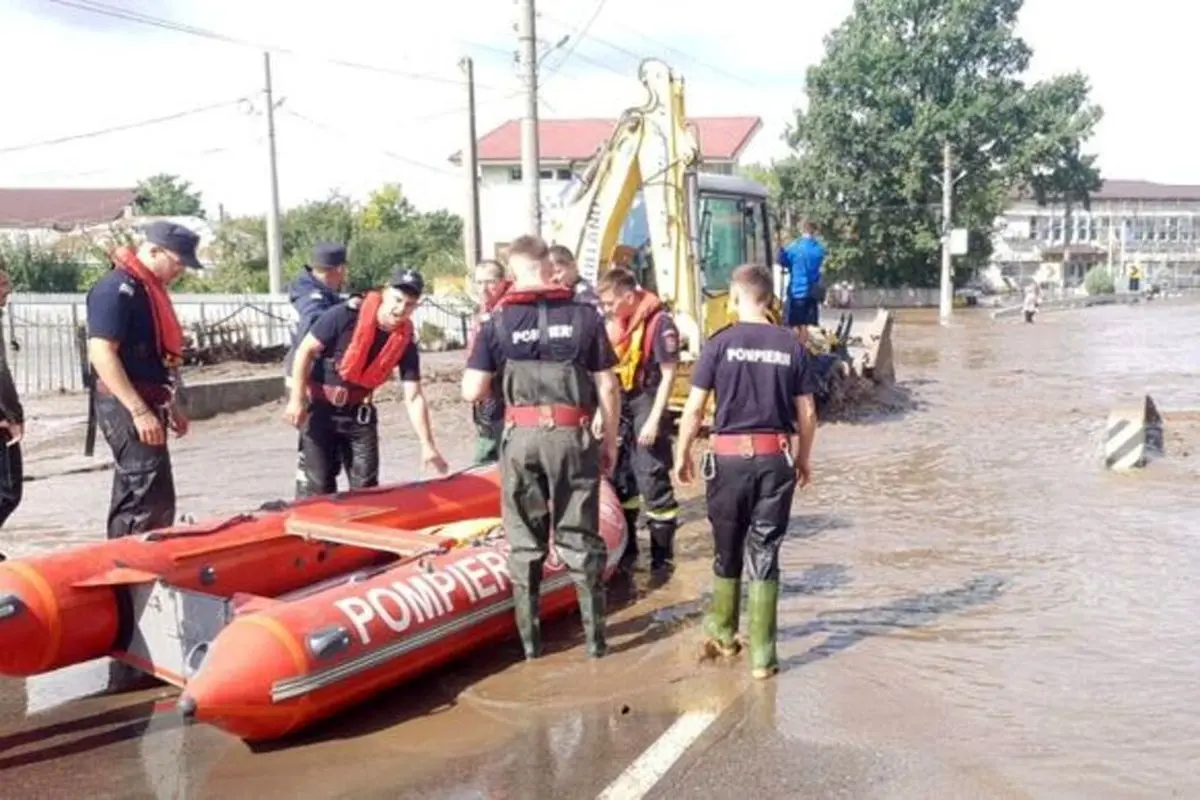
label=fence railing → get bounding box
[0,292,476,398]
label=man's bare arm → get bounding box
[461,368,493,404]
[288,334,324,406]
[401,380,438,451]
[674,386,709,465]
[88,338,150,416]
[794,394,816,465]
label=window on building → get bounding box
[1168,217,1179,243]
[1050,217,1062,243]
[1027,216,1039,240]
[509,167,521,182]
[555,168,572,180]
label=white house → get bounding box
[991,180,1200,290]
[450,116,763,259]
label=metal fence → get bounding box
[0,292,476,398]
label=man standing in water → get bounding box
[674,264,817,680]
[285,243,347,494]
[462,234,620,660]
[467,259,510,465]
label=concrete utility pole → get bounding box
[263,51,284,296]
[460,56,483,266]
[939,140,954,325]
[517,0,541,236]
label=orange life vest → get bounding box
[610,290,666,392]
[337,291,414,389]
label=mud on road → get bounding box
[3,300,1200,799]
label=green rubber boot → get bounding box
[747,580,780,679]
[702,577,741,658]
[577,583,608,658]
[513,585,542,660]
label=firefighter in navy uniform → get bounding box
[86,221,203,539]
[466,259,511,465]
[0,268,24,557]
[284,268,448,495]
[284,242,347,495]
[461,235,620,660]
[674,264,818,680]
[596,268,681,573]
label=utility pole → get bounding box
[939,140,954,325]
[460,56,483,266]
[263,51,284,296]
[517,0,541,236]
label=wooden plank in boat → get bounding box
[283,515,443,557]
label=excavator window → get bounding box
[699,194,754,293]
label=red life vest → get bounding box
[609,290,666,390]
[337,291,414,389]
[109,246,185,368]
[493,283,575,308]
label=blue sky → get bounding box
[0,0,1194,218]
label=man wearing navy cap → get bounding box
[86,220,203,539]
[284,242,348,496]
[284,267,448,495]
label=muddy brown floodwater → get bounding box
[1,298,1198,799]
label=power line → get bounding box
[0,97,250,155]
[541,0,612,86]
[281,108,458,177]
[540,10,755,87]
[45,0,507,91]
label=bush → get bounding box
[1083,265,1115,295]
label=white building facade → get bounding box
[991,180,1200,290]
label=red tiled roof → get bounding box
[469,117,762,164]
[0,187,137,228]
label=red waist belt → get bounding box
[710,432,791,457]
[505,404,590,428]
[307,383,373,407]
[95,378,172,406]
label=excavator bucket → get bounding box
[851,310,895,385]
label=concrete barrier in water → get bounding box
[1105,395,1165,471]
[851,309,895,384]
[179,375,285,421]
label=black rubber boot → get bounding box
[648,518,677,572]
[513,583,542,660]
[620,509,640,566]
[576,583,607,658]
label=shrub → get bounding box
[1083,265,1115,295]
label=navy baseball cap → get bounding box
[312,242,348,269]
[145,220,202,270]
[389,267,425,297]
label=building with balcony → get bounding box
[991,180,1200,290]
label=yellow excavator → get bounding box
[545,58,779,416]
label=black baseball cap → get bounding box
[312,242,348,269]
[390,267,425,297]
[145,221,202,270]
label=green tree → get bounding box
[133,173,206,217]
[782,0,1102,287]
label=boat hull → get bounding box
[180,480,627,741]
[0,467,503,678]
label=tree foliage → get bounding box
[779,0,1103,287]
[134,173,206,218]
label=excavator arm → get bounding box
[547,58,705,354]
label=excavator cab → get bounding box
[613,173,777,415]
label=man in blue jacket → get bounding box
[777,221,826,344]
[285,242,347,496]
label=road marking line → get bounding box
[596,710,719,800]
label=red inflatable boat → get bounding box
[0,465,627,741]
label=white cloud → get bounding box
[0,0,1196,222]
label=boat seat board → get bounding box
[283,516,444,556]
[71,567,162,589]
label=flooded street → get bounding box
[1,297,1198,798]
